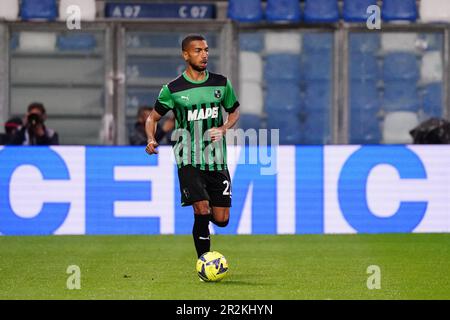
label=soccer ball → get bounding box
[196,251,229,282]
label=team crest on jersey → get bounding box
[214,90,222,99]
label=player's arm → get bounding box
[210,78,240,142]
[210,107,240,142]
[146,85,174,154]
[145,109,162,155]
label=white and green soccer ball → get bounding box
[196,251,229,282]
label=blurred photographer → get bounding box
[10,102,59,145]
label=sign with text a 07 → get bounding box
[0,145,449,236]
[105,3,216,19]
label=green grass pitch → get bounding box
[0,234,449,300]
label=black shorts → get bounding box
[177,165,232,207]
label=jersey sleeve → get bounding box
[154,85,174,116]
[222,79,240,113]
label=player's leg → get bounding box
[210,206,230,227]
[192,200,212,258]
[177,165,212,258]
[205,169,232,228]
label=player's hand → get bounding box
[145,140,159,155]
[209,127,226,142]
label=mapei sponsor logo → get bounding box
[187,107,219,121]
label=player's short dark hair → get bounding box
[27,102,46,114]
[181,34,206,51]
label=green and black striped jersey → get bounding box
[154,70,239,171]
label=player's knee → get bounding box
[193,201,210,215]
[213,219,229,228]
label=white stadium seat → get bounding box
[239,51,263,83]
[19,32,57,52]
[265,32,302,54]
[59,0,96,21]
[382,111,419,144]
[0,0,19,20]
[420,0,450,23]
[239,81,264,115]
[381,33,418,52]
[421,51,443,84]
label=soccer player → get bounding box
[145,34,240,258]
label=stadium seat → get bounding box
[382,0,417,22]
[301,111,331,144]
[382,111,419,144]
[350,81,380,110]
[240,82,264,115]
[349,33,380,54]
[239,32,264,52]
[240,51,263,83]
[18,32,57,52]
[302,52,333,81]
[267,113,303,145]
[350,110,381,144]
[302,33,334,53]
[304,0,339,23]
[227,0,263,22]
[420,51,443,84]
[20,0,57,21]
[265,32,302,54]
[126,89,160,110]
[423,83,443,117]
[264,54,302,82]
[304,81,331,112]
[239,114,263,131]
[420,0,450,23]
[383,80,420,112]
[57,33,97,51]
[383,52,419,81]
[343,0,377,22]
[265,83,302,115]
[350,54,380,81]
[381,33,418,52]
[59,0,96,21]
[418,33,443,51]
[0,0,19,20]
[266,0,301,23]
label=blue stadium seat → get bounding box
[383,53,419,81]
[20,0,57,21]
[227,0,263,22]
[239,114,263,131]
[423,83,443,117]
[418,33,444,51]
[239,32,264,52]
[304,81,331,112]
[383,80,420,112]
[343,0,377,22]
[303,53,333,81]
[267,113,302,145]
[266,0,301,23]
[126,89,160,109]
[349,33,380,54]
[301,111,331,144]
[57,33,97,51]
[302,33,334,53]
[350,81,380,110]
[350,54,380,81]
[265,83,302,114]
[127,58,217,79]
[304,0,339,23]
[382,0,417,22]
[264,54,302,82]
[350,110,381,144]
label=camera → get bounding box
[27,113,42,127]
